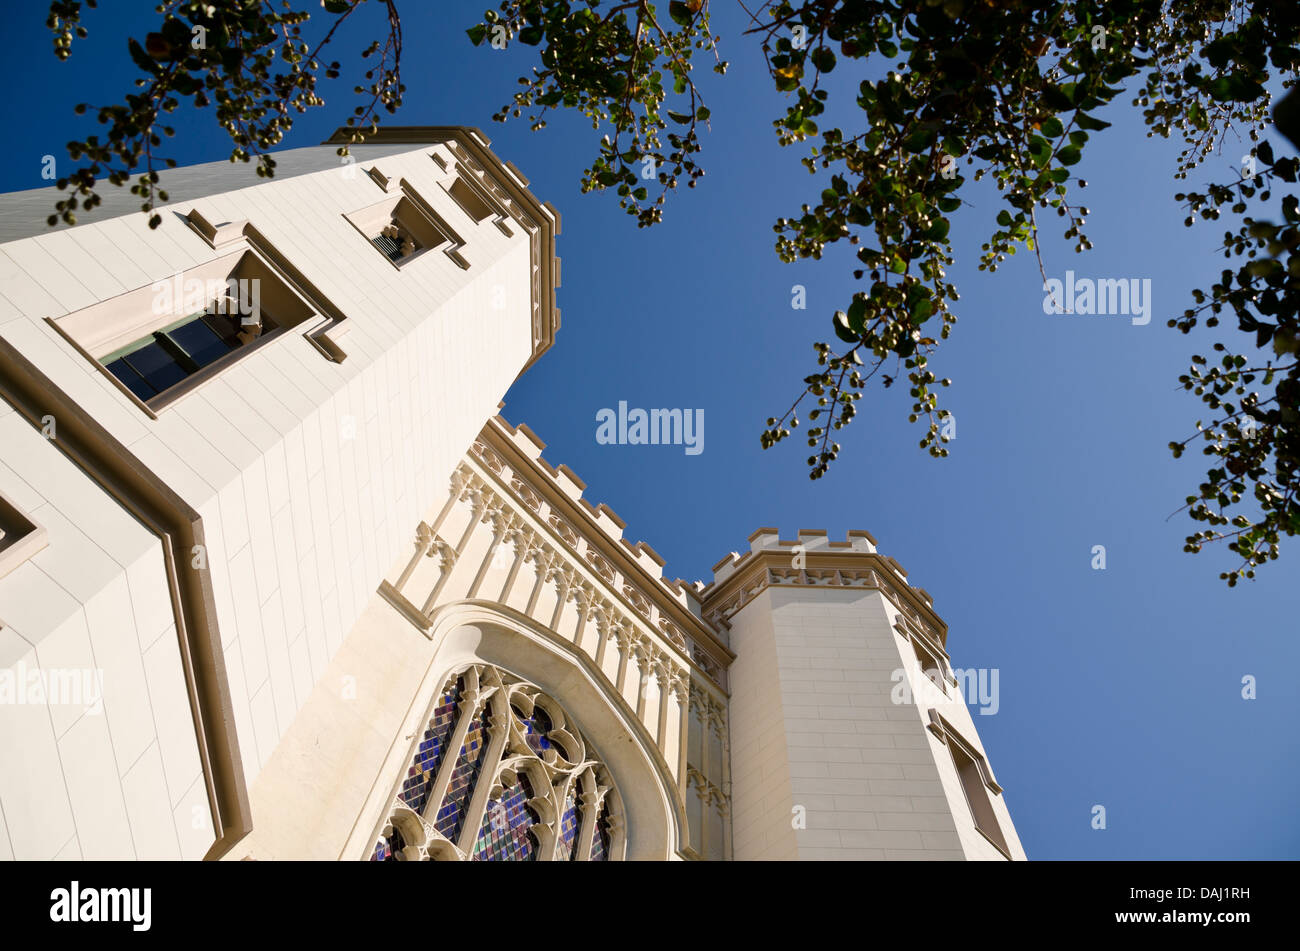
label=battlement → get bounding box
[697,527,942,646]
[484,410,708,621]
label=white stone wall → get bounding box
[0,397,211,859]
[727,584,1025,860]
[0,138,545,859]
[722,593,796,859]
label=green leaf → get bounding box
[518,25,544,45]
[833,310,860,343]
[667,110,692,124]
[1027,135,1051,167]
[996,209,1013,227]
[127,38,161,76]
[1058,144,1082,166]
[846,296,868,332]
[1075,112,1111,131]
[905,125,937,154]
[668,1,692,27]
[1041,84,1073,111]
[1039,116,1064,138]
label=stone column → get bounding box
[420,540,460,615]
[498,529,534,603]
[465,507,508,599]
[393,521,434,593]
[455,704,514,855]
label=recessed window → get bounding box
[102,302,266,403]
[372,223,420,262]
[444,172,514,238]
[928,710,1010,857]
[448,177,496,223]
[910,634,946,688]
[0,491,47,580]
[950,740,1009,854]
[369,200,430,263]
[47,246,318,412]
[345,187,469,270]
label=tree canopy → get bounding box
[42,0,1300,585]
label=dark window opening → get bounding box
[372,222,422,262]
[102,303,270,403]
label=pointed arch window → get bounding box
[368,664,624,861]
[399,677,461,815]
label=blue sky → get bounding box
[5,2,1297,859]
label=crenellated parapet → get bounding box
[699,527,948,649]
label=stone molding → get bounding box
[700,547,948,648]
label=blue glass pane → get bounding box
[556,787,580,861]
[590,801,611,861]
[434,702,492,842]
[371,823,405,862]
[104,358,158,401]
[471,774,538,861]
[121,339,188,394]
[515,704,562,757]
[169,314,238,368]
[400,678,462,815]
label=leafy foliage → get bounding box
[467,0,726,226]
[1169,137,1300,584]
[42,0,1300,583]
[44,0,402,229]
[468,0,1300,584]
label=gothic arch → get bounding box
[348,601,686,860]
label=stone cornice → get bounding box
[700,547,949,647]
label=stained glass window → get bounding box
[371,823,405,862]
[556,786,580,861]
[371,664,623,861]
[516,704,554,756]
[435,701,492,841]
[590,800,612,862]
[400,678,462,814]
[472,774,538,861]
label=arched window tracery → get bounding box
[369,664,624,861]
[590,798,613,862]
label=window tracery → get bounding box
[369,664,624,861]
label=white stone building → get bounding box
[0,127,1025,861]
